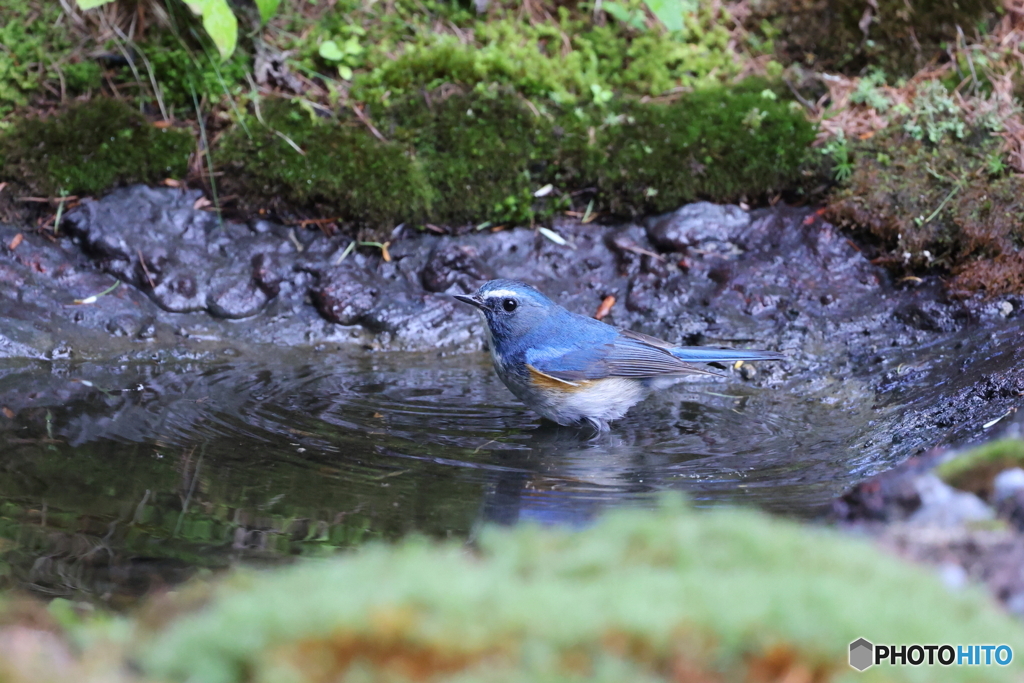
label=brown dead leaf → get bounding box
[594,295,616,320]
[193,197,212,210]
[153,120,172,129]
[163,178,182,188]
[8,233,23,251]
[1,407,14,419]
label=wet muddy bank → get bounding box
[3,184,1020,359]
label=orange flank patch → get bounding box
[527,364,590,393]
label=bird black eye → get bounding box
[502,298,517,312]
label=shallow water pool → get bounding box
[1,320,1021,605]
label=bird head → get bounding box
[454,279,556,343]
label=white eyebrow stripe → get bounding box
[482,290,519,299]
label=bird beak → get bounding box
[453,293,485,310]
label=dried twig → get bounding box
[351,103,387,142]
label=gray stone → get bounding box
[993,468,1024,503]
[645,201,750,252]
[908,474,994,527]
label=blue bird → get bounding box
[455,279,784,432]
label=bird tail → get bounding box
[669,347,784,363]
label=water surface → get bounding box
[1,321,1021,605]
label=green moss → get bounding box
[391,90,561,227]
[218,99,433,231]
[0,0,816,220]
[826,124,1024,295]
[0,0,79,120]
[142,496,1024,683]
[62,60,103,95]
[0,98,193,197]
[295,0,747,106]
[220,82,816,235]
[748,0,1001,75]
[937,439,1024,499]
[577,82,817,215]
[135,33,252,110]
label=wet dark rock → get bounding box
[421,243,495,293]
[252,252,284,296]
[645,202,750,253]
[312,263,381,326]
[834,424,1024,617]
[207,274,269,320]
[310,259,473,348]
[0,333,45,359]
[833,452,936,523]
[152,261,207,313]
[106,315,142,338]
[65,187,267,318]
[996,482,1024,534]
[995,469,1024,502]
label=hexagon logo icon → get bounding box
[850,638,874,671]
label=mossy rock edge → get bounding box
[0,99,193,199]
[937,439,1024,499]
[219,81,817,238]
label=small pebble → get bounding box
[937,562,968,591]
[993,468,1024,503]
[1006,592,1024,618]
[909,474,994,527]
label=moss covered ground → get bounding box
[0,0,815,237]
[215,80,814,233]
[0,99,193,198]
[4,0,1024,293]
[3,497,1023,683]
[827,127,1024,297]
[0,0,817,236]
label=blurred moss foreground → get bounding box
[132,498,1024,683]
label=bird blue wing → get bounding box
[525,323,783,381]
[526,334,718,381]
[617,328,784,362]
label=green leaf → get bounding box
[603,1,646,30]
[202,0,238,60]
[643,0,689,32]
[338,64,353,80]
[76,0,116,9]
[255,0,281,24]
[343,36,363,56]
[319,40,344,62]
[185,0,238,61]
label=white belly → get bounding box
[495,359,647,426]
[546,376,647,424]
